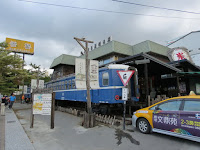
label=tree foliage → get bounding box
[0,42,28,95]
[24,63,51,86]
[0,42,51,95]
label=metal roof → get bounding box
[132,40,169,56]
[50,54,76,69]
[167,30,200,46]
[50,40,170,69]
[102,52,181,72]
[79,40,133,60]
[169,59,200,71]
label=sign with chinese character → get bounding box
[19,85,23,94]
[75,58,99,89]
[122,88,128,101]
[117,70,135,86]
[168,47,193,63]
[24,85,28,94]
[75,58,86,89]
[38,80,44,89]
[31,79,37,90]
[90,60,99,89]
[33,94,52,115]
[5,37,34,55]
[153,111,200,137]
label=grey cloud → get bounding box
[1,0,200,70]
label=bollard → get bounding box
[1,103,5,116]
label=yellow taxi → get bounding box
[132,95,200,142]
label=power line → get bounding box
[16,0,200,20]
[112,0,200,15]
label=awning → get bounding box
[177,72,200,76]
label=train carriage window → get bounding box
[72,79,75,89]
[102,72,109,86]
[68,80,71,89]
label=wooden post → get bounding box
[157,95,161,101]
[129,106,132,115]
[162,95,166,100]
[1,103,5,116]
[144,63,149,102]
[51,92,55,129]
[74,37,94,128]
[30,93,34,128]
[176,76,180,96]
[148,95,151,106]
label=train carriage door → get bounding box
[129,67,140,101]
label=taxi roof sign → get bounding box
[117,70,135,86]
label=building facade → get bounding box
[167,30,200,67]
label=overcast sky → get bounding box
[1,0,200,74]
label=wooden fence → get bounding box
[148,93,181,106]
[147,95,168,106]
[56,106,126,126]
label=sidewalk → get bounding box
[5,104,35,150]
[0,107,5,150]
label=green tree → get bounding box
[24,63,51,86]
[0,42,28,95]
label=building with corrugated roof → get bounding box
[50,38,200,101]
[50,39,170,79]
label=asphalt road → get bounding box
[13,103,200,150]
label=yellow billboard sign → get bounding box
[5,37,34,55]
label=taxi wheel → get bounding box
[137,118,150,134]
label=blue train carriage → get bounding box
[46,64,140,114]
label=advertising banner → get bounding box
[33,94,52,115]
[153,110,200,138]
[6,37,34,55]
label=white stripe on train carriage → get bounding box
[53,86,124,92]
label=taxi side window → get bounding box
[157,100,181,111]
[149,105,157,110]
[183,99,200,111]
[149,100,181,111]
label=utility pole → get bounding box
[74,37,94,127]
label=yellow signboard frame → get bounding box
[5,37,34,55]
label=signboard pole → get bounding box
[118,71,135,130]
[22,53,25,98]
[122,87,128,130]
[123,100,126,130]
[30,93,34,128]
[51,92,55,129]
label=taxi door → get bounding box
[179,99,200,137]
[152,99,182,132]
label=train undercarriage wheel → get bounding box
[99,105,110,115]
